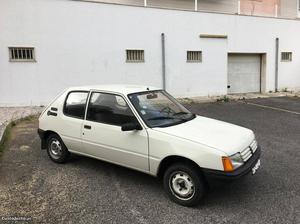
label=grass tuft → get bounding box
[216,95,230,103]
[0,123,13,156]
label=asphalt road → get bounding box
[0,97,299,224]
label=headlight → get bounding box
[229,153,244,169]
[222,153,244,172]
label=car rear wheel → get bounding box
[47,134,69,163]
[163,163,206,207]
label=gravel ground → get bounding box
[0,97,299,224]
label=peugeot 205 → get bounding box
[38,85,261,206]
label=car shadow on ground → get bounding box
[66,153,261,208]
[68,153,160,184]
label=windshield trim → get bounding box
[127,90,195,128]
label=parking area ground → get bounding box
[0,97,299,224]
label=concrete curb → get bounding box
[178,91,300,104]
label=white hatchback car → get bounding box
[38,85,261,206]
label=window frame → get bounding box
[85,91,143,128]
[63,90,89,120]
[8,47,36,62]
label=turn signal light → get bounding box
[222,157,234,172]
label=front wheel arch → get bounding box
[157,155,204,179]
[163,162,207,206]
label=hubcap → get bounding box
[49,138,62,159]
[169,171,195,200]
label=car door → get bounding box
[81,91,149,172]
[59,91,89,152]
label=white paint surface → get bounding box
[228,54,261,94]
[0,0,300,106]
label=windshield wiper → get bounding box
[173,112,190,116]
[147,116,176,121]
[148,112,196,123]
[173,111,196,120]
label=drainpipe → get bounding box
[161,33,166,90]
[194,0,197,11]
[144,0,147,7]
[275,37,279,92]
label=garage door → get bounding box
[228,54,261,94]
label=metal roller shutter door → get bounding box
[228,54,261,94]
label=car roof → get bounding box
[67,84,161,95]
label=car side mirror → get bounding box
[121,123,142,131]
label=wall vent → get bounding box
[9,47,35,62]
[281,52,292,62]
[187,51,202,62]
[126,49,144,62]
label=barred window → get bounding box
[126,50,144,62]
[187,51,202,62]
[281,52,292,62]
[9,47,35,62]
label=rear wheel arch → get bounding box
[46,132,69,163]
[41,130,61,149]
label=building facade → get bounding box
[0,0,300,106]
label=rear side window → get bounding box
[86,92,138,126]
[64,91,88,119]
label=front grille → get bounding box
[250,140,258,153]
[240,140,258,162]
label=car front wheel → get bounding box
[163,163,206,207]
[46,134,69,163]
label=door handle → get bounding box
[47,111,57,116]
[84,125,91,130]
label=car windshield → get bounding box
[128,90,195,128]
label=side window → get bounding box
[64,91,88,119]
[87,92,138,126]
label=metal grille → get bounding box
[250,139,258,153]
[187,51,202,62]
[126,50,144,62]
[281,52,292,62]
[240,139,258,162]
[9,47,35,62]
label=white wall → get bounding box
[0,0,300,106]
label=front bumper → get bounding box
[202,146,261,180]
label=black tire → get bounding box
[163,163,206,207]
[46,134,69,163]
